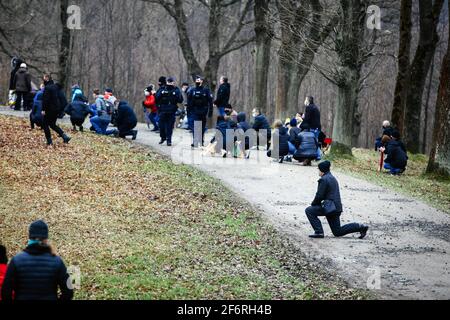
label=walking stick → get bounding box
[379,151,384,172]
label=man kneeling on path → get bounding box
[305,161,369,239]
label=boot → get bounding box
[79,126,84,132]
[132,130,138,140]
[63,135,71,144]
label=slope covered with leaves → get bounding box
[0,115,367,299]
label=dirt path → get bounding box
[2,107,450,299]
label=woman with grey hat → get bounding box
[305,161,369,239]
[1,220,73,300]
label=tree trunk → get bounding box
[332,69,360,156]
[330,0,365,156]
[427,8,450,178]
[422,58,435,154]
[391,0,412,135]
[254,0,272,115]
[58,0,71,92]
[403,0,444,153]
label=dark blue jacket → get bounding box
[252,114,271,140]
[64,96,90,120]
[188,85,213,117]
[156,85,183,115]
[30,90,44,126]
[214,83,230,107]
[311,172,343,213]
[385,140,408,169]
[43,81,67,118]
[289,126,302,149]
[294,130,318,159]
[1,244,73,301]
[117,101,138,133]
[270,127,290,158]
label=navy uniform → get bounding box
[188,76,213,147]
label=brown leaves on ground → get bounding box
[0,115,368,300]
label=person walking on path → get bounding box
[1,220,74,301]
[156,77,183,146]
[305,161,369,239]
[42,74,71,146]
[188,76,213,148]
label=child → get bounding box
[0,244,8,300]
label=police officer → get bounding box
[188,76,213,148]
[155,77,183,146]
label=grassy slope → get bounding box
[0,115,367,300]
[329,149,450,214]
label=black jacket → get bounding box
[188,85,213,117]
[1,244,73,301]
[385,140,408,169]
[65,97,90,120]
[156,85,183,115]
[117,101,138,133]
[303,104,321,130]
[13,67,32,92]
[311,172,343,213]
[294,130,318,160]
[43,81,67,117]
[214,83,230,107]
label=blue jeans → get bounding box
[159,113,176,143]
[384,163,402,175]
[149,112,159,130]
[187,112,194,132]
[218,106,226,117]
[288,141,297,155]
[305,206,363,236]
[90,116,116,135]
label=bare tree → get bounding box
[427,5,450,177]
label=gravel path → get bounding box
[2,107,449,300]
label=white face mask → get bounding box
[145,91,150,97]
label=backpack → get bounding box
[105,100,114,115]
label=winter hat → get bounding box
[290,118,298,127]
[391,130,401,140]
[105,88,113,94]
[158,76,167,85]
[20,63,27,69]
[29,220,49,240]
[167,77,175,83]
[318,161,331,173]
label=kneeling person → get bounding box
[65,95,91,132]
[305,161,369,239]
[116,101,138,140]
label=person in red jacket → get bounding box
[0,245,8,300]
[143,85,159,131]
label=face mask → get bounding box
[252,112,258,117]
[145,91,150,97]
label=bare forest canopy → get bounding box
[0,0,449,159]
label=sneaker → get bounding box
[309,233,324,239]
[167,142,172,147]
[63,136,71,144]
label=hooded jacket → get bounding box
[117,101,138,133]
[65,96,91,120]
[143,94,157,113]
[214,83,230,107]
[385,140,408,169]
[13,67,32,92]
[30,89,44,126]
[1,244,73,301]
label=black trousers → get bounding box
[15,92,31,111]
[159,113,176,143]
[305,205,363,236]
[70,117,85,127]
[43,114,65,144]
